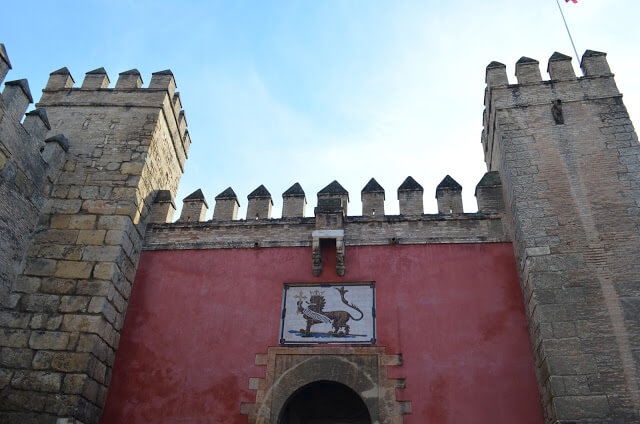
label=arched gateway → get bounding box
[241,347,411,424]
[278,380,371,424]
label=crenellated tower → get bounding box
[483,50,640,422]
[0,44,68,310]
[0,53,190,423]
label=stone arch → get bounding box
[241,347,411,424]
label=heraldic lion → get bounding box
[296,286,364,335]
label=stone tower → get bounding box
[484,51,640,422]
[0,52,189,423]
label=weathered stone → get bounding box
[96,215,131,230]
[29,331,70,350]
[75,230,106,245]
[20,294,60,313]
[484,51,640,422]
[60,315,104,335]
[76,280,111,297]
[120,162,144,175]
[50,352,91,373]
[31,351,54,370]
[0,347,34,368]
[0,311,31,328]
[11,371,61,393]
[12,276,41,293]
[553,395,610,420]
[24,259,57,277]
[0,368,12,389]
[81,245,122,262]
[54,261,93,279]
[39,278,75,295]
[88,297,117,324]
[58,296,90,313]
[67,215,97,230]
[62,374,87,395]
[29,314,63,331]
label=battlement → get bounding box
[482,50,622,171]
[37,66,190,171]
[0,44,69,293]
[0,42,195,423]
[151,172,504,226]
[481,49,640,423]
[146,176,508,250]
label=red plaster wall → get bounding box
[101,243,543,424]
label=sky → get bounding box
[3,0,639,218]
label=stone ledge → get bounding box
[144,213,509,250]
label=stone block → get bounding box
[88,297,117,324]
[76,280,111,297]
[42,230,78,244]
[0,347,34,368]
[81,200,118,215]
[37,245,83,261]
[50,199,83,215]
[58,296,90,313]
[97,215,131,230]
[24,259,57,277]
[61,314,104,335]
[20,294,60,313]
[2,390,47,412]
[81,377,99,403]
[120,162,144,175]
[79,186,99,200]
[43,393,76,416]
[553,395,610,420]
[50,352,91,373]
[40,279,76,295]
[62,374,87,394]
[11,371,61,393]
[76,230,106,245]
[76,334,112,364]
[92,262,117,280]
[104,230,126,246]
[32,351,54,370]
[67,215,97,230]
[29,331,70,350]
[0,368,11,389]
[12,276,41,293]
[81,245,122,262]
[87,357,108,385]
[29,314,63,331]
[547,354,597,375]
[54,261,93,279]
[0,311,31,328]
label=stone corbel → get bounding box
[311,229,345,277]
[312,237,322,277]
[335,236,345,276]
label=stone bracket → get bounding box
[311,229,345,277]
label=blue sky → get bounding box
[4,0,639,217]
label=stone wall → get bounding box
[144,214,508,250]
[0,45,67,312]
[0,61,189,423]
[484,51,640,422]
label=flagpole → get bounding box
[555,0,581,64]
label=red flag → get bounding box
[565,0,578,3]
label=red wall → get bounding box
[101,243,543,424]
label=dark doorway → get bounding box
[278,380,372,424]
